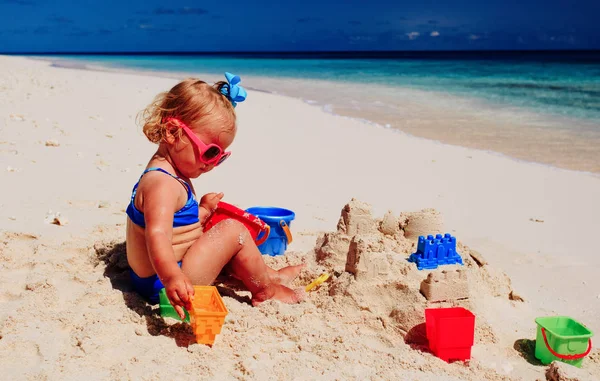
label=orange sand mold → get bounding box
[190,286,228,346]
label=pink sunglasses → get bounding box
[166,118,231,166]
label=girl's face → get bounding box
[167,124,236,179]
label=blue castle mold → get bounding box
[408,233,463,270]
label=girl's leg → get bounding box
[181,219,303,305]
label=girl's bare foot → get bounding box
[251,284,305,306]
[228,264,304,288]
[272,263,305,286]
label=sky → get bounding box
[0,0,599,52]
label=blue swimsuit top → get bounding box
[126,167,199,228]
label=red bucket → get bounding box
[425,307,475,362]
[203,202,270,245]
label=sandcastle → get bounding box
[420,269,469,303]
[312,198,523,342]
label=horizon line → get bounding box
[2,48,600,56]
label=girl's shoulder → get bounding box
[135,167,191,209]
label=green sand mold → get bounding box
[535,316,594,368]
[159,288,190,323]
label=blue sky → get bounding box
[0,0,598,52]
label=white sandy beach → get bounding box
[1,55,599,380]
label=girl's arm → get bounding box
[141,176,193,316]
[142,179,179,277]
[199,204,212,224]
[199,192,224,224]
[183,179,211,224]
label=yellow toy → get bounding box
[305,273,330,292]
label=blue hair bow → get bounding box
[220,72,247,107]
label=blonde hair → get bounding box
[138,78,237,143]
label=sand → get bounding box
[1,55,599,381]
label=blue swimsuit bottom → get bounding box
[126,167,199,304]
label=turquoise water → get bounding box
[55,52,600,121]
[42,52,600,172]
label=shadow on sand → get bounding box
[93,240,251,346]
[513,338,544,366]
[93,241,188,347]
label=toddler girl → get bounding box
[125,73,303,319]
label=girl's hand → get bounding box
[200,192,224,214]
[162,271,195,320]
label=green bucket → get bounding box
[535,316,593,368]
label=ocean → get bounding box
[44,51,600,173]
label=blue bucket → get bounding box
[245,206,295,256]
